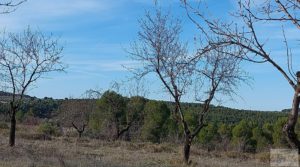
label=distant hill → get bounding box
[0,91,32,103]
[55,98,287,125]
[145,100,286,126]
[205,106,286,125]
[281,108,300,113]
[0,93,289,125]
[0,91,13,96]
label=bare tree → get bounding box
[112,78,149,98]
[0,0,26,14]
[129,8,245,164]
[59,98,93,138]
[183,0,300,151]
[83,88,102,99]
[0,27,64,146]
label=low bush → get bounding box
[37,121,61,137]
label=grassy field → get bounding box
[0,125,269,167]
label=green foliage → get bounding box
[165,117,180,139]
[141,101,170,143]
[218,123,232,139]
[232,120,252,139]
[197,123,219,149]
[126,96,146,124]
[89,90,127,139]
[251,127,270,152]
[97,90,126,118]
[262,122,274,144]
[0,89,293,153]
[232,120,254,152]
[273,117,289,147]
[37,121,61,137]
[30,97,60,118]
[217,123,233,151]
[11,97,60,122]
[205,106,285,126]
[184,109,199,131]
[88,108,103,133]
[124,96,147,140]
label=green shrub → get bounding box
[273,117,289,147]
[232,119,254,152]
[37,121,61,137]
[141,101,170,143]
[89,90,126,139]
[251,127,270,152]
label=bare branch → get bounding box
[0,0,26,14]
[183,0,300,151]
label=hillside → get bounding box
[0,91,32,103]
[0,94,288,126]
[164,101,286,126]
[58,98,287,125]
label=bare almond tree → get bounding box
[129,8,246,164]
[183,0,300,150]
[59,98,93,138]
[0,27,64,146]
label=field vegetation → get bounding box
[0,91,293,166]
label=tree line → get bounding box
[0,90,292,153]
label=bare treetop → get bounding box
[0,0,26,14]
[0,28,65,97]
[195,47,247,104]
[184,0,299,89]
[240,0,300,29]
[130,9,194,99]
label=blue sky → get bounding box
[0,0,298,111]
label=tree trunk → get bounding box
[72,122,86,139]
[117,125,131,140]
[283,73,300,152]
[283,87,300,151]
[183,135,192,164]
[9,111,16,147]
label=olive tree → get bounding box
[0,27,64,146]
[129,7,246,164]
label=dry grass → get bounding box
[0,125,269,167]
